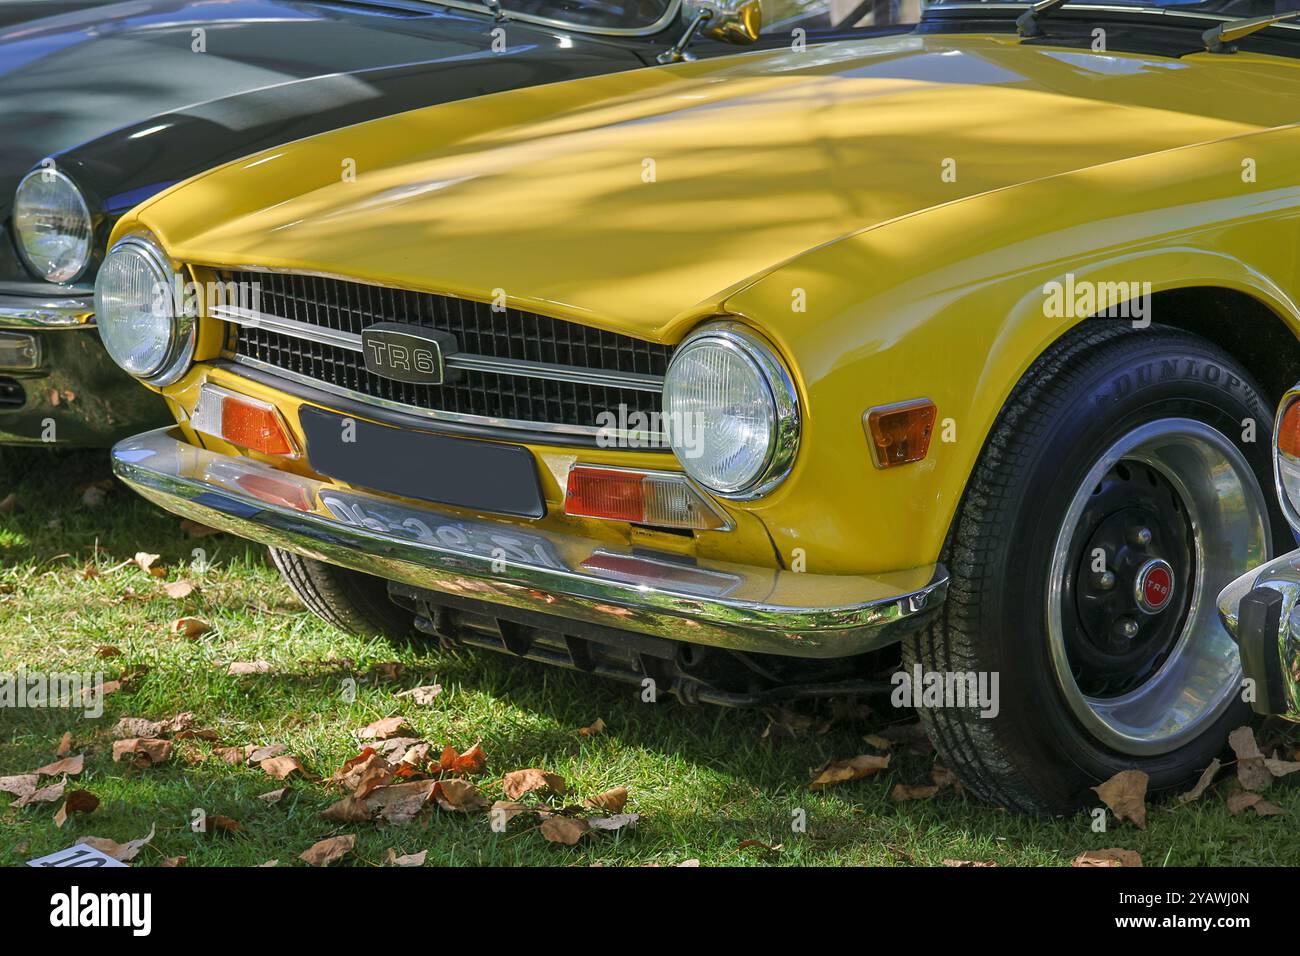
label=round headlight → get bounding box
[662,323,799,498]
[95,235,194,386]
[14,167,93,283]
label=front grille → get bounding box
[220,270,673,434]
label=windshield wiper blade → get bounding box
[1203,11,1300,53]
[1016,0,1072,38]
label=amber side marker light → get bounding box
[1275,395,1300,524]
[191,383,298,458]
[564,465,731,531]
[864,398,936,469]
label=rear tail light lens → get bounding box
[1276,392,1300,530]
[864,399,936,468]
[564,465,730,531]
[192,384,298,458]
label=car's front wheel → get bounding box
[904,322,1282,813]
[269,547,415,640]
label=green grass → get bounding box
[1,447,1297,867]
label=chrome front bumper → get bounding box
[1217,549,1300,720]
[0,292,93,329]
[113,427,948,658]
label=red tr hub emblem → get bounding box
[1134,559,1175,614]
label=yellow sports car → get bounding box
[97,0,1300,813]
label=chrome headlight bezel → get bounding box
[1274,386,1300,534]
[13,166,94,284]
[662,321,800,500]
[94,234,196,387]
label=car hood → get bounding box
[0,0,635,185]
[134,32,1300,338]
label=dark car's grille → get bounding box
[219,271,672,436]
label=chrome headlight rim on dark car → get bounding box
[662,320,800,500]
[13,166,94,285]
[94,234,196,387]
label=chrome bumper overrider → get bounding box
[1217,549,1300,720]
[0,293,94,329]
[112,428,948,658]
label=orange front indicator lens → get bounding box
[191,384,298,457]
[1276,393,1300,527]
[865,399,936,469]
[564,465,730,531]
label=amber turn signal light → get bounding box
[191,384,298,458]
[564,465,730,531]
[864,399,936,469]
[1278,396,1300,461]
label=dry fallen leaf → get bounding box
[386,848,427,867]
[370,779,438,823]
[133,553,165,577]
[862,734,893,751]
[357,716,409,741]
[367,662,405,682]
[808,754,890,791]
[170,617,211,639]
[160,856,186,867]
[1229,726,1272,792]
[33,754,84,777]
[259,788,287,805]
[942,859,999,867]
[1179,759,1221,805]
[891,783,940,803]
[1072,848,1143,868]
[585,786,629,813]
[299,834,354,867]
[227,661,271,676]
[53,790,99,827]
[14,780,66,808]
[208,815,243,834]
[322,795,373,823]
[395,684,442,705]
[96,645,122,658]
[737,839,782,853]
[1091,770,1148,829]
[1265,758,1300,778]
[259,755,306,781]
[246,744,286,764]
[587,813,639,832]
[83,824,156,863]
[579,718,606,737]
[434,778,489,813]
[502,768,567,800]
[438,743,487,775]
[112,738,173,768]
[56,733,72,757]
[541,815,590,845]
[163,580,195,600]
[1226,790,1286,817]
[0,774,38,799]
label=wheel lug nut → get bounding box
[1114,617,1140,639]
[1128,526,1152,547]
[1093,570,1116,590]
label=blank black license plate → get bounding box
[299,406,545,518]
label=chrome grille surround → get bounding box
[215,269,673,440]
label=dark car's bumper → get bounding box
[112,427,948,659]
[1217,550,1300,721]
[0,292,170,447]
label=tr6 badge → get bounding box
[361,323,459,386]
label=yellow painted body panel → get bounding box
[114,31,1300,577]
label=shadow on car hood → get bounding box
[131,32,1300,338]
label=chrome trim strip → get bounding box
[231,353,666,440]
[213,304,665,393]
[113,427,948,659]
[0,293,94,329]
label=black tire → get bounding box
[904,322,1286,814]
[269,547,415,640]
